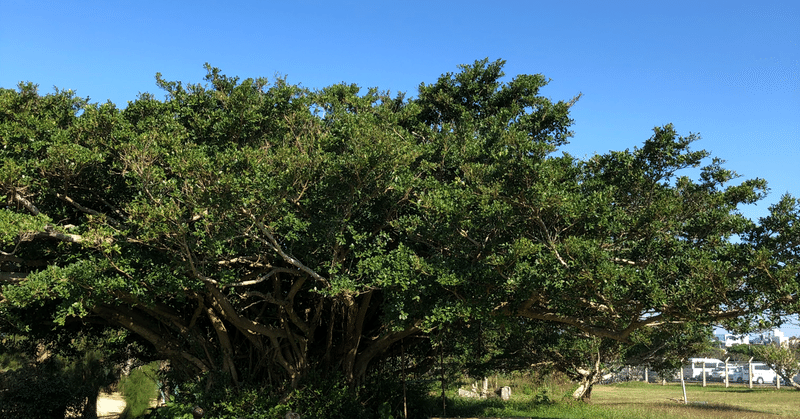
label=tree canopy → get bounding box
[2,59,800,401]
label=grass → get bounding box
[591,382,800,418]
[428,378,800,419]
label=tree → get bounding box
[407,118,794,336]
[1,60,583,397]
[393,62,800,399]
[3,59,800,411]
[1,73,424,391]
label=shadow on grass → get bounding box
[706,389,761,394]
[433,395,558,419]
[435,396,628,419]
[705,387,800,394]
[599,400,767,415]
[686,402,764,413]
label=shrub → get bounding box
[146,370,432,419]
[120,361,160,418]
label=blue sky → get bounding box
[2,1,799,335]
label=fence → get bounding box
[602,361,799,389]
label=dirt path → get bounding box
[97,392,126,419]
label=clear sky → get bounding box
[2,0,799,335]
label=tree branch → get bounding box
[353,320,423,381]
[12,190,40,216]
[225,267,299,288]
[0,271,27,283]
[34,229,85,243]
[244,212,331,288]
[56,193,120,225]
[93,304,211,374]
[206,305,240,384]
[204,281,286,340]
[531,215,568,268]
[242,279,314,338]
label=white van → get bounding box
[682,358,724,380]
[734,362,779,384]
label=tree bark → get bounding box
[342,291,372,383]
[572,378,594,401]
[206,305,240,384]
[81,391,99,419]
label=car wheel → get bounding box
[737,377,743,383]
[757,377,764,384]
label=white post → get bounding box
[702,361,707,387]
[749,357,754,389]
[680,359,688,404]
[724,357,730,388]
[644,367,649,383]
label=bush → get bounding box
[120,361,160,418]
[146,370,432,419]
[532,387,553,404]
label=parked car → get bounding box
[710,364,741,382]
[728,366,747,383]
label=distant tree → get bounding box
[752,343,800,390]
[727,344,759,362]
[692,340,726,361]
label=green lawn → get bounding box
[431,381,800,419]
[589,382,800,418]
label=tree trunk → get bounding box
[342,292,371,383]
[81,391,99,419]
[572,378,594,400]
[569,347,605,401]
[775,372,800,390]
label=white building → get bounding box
[751,329,789,346]
[769,329,788,346]
[715,333,749,347]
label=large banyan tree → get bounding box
[2,59,799,392]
